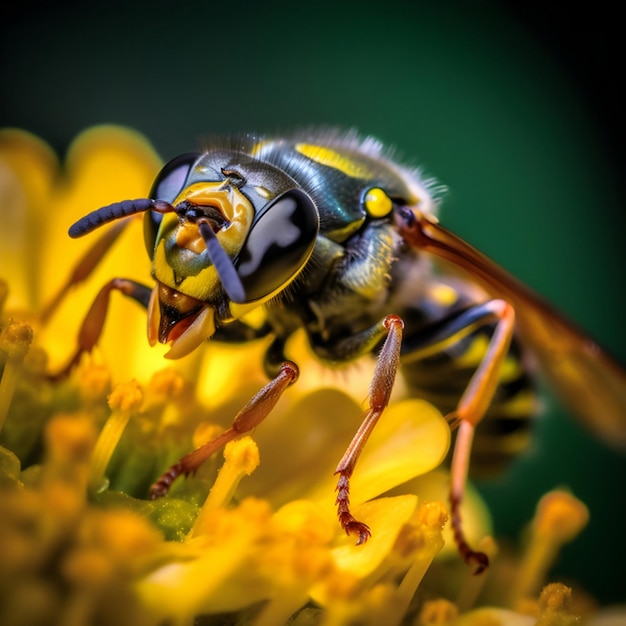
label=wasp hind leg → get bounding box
[410,299,516,574]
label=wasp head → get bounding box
[145,152,320,358]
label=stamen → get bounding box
[22,346,48,377]
[76,360,112,404]
[511,491,589,604]
[189,436,260,538]
[88,379,143,495]
[537,582,579,624]
[396,501,448,615]
[0,319,33,433]
[43,413,98,489]
[252,503,334,626]
[149,368,185,397]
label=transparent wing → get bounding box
[396,207,626,450]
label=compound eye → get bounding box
[145,153,201,254]
[364,187,393,218]
[150,152,201,201]
[235,189,319,302]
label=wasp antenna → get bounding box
[197,220,246,304]
[68,198,172,238]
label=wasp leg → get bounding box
[149,361,299,499]
[53,278,152,378]
[40,219,130,324]
[332,314,404,544]
[399,298,517,572]
[444,299,515,574]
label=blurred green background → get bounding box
[2,0,625,605]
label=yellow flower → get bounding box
[0,127,603,626]
[0,126,174,377]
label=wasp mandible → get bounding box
[64,131,626,573]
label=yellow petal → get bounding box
[330,495,419,576]
[307,398,450,508]
[137,499,275,617]
[24,126,178,378]
[309,495,418,606]
[349,399,450,503]
[0,129,58,310]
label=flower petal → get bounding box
[0,129,58,310]
[329,495,419,577]
[306,398,450,509]
[349,399,450,502]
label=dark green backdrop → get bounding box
[2,0,625,605]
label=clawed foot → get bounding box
[466,549,489,575]
[335,473,371,545]
[339,514,371,545]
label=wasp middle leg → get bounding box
[308,314,405,544]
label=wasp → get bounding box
[65,131,626,573]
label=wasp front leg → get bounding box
[39,213,152,377]
[150,361,299,498]
[54,278,152,378]
[302,221,408,542]
[41,219,131,325]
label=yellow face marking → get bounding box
[147,286,159,346]
[295,143,369,178]
[153,235,221,302]
[364,187,393,218]
[176,222,206,254]
[154,182,256,302]
[153,235,176,285]
[174,182,254,256]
